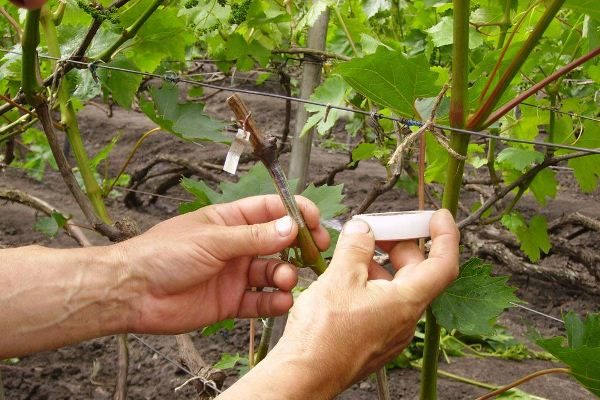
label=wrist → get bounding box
[218,341,344,400]
[100,242,146,334]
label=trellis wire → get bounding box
[1,163,193,202]
[508,302,564,324]
[1,48,600,156]
[520,102,600,123]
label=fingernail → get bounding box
[342,220,370,235]
[275,216,293,236]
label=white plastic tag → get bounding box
[223,129,250,175]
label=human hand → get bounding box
[273,209,459,397]
[117,195,329,335]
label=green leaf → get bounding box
[201,319,235,336]
[496,148,544,172]
[90,134,120,170]
[124,7,193,72]
[219,164,292,203]
[426,16,483,49]
[301,183,346,220]
[35,212,69,238]
[501,213,551,262]
[297,0,333,31]
[431,258,519,336]
[352,143,378,163]
[564,0,600,21]
[302,75,350,136]
[224,33,271,71]
[562,121,600,193]
[140,84,227,143]
[425,131,448,183]
[97,56,143,109]
[179,176,222,214]
[536,312,600,397]
[529,168,557,206]
[214,352,248,370]
[334,47,440,118]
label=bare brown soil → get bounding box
[1,86,598,399]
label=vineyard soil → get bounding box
[1,88,597,399]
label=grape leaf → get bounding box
[123,7,193,72]
[214,352,248,371]
[564,0,600,21]
[224,33,271,71]
[352,143,378,163]
[431,258,519,336]
[425,131,448,183]
[501,213,551,262]
[94,56,143,109]
[496,147,544,172]
[302,75,350,136]
[564,121,600,193]
[426,16,484,49]
[529,168,557,206]
[334,47,440,118]
[301,183,346,219]
[140,84,227,143]
[219,163,290,203]
[201,319,235,337]
[536,312,600,397]
[35,212,69,238]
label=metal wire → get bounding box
[508,302,564,324]
[130,334,223,394]
[1,163,192,202]
[1,48,599,156]
[520,102,600,123]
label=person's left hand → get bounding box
[116,195,329,335]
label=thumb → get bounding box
[324,219,375,283]
[211,215,298,259]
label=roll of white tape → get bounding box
[352,210,435,240]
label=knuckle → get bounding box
[249,224,264,243]
[336,240,373,259]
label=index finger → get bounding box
[393,209,460,304]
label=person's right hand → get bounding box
[276,209,459,397]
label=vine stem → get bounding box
[458,150,592,229]
[421,1,470,399]
[483,45,600,127]
[0,187,91,247]
[20,10,122,240]
[40,7,112,227]
[475,368,569,400]
[477,0,539,103]
[468,0,567,130]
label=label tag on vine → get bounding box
[223,129,250,175]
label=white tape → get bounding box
[352,211,435,240]
[223,129,250,175]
